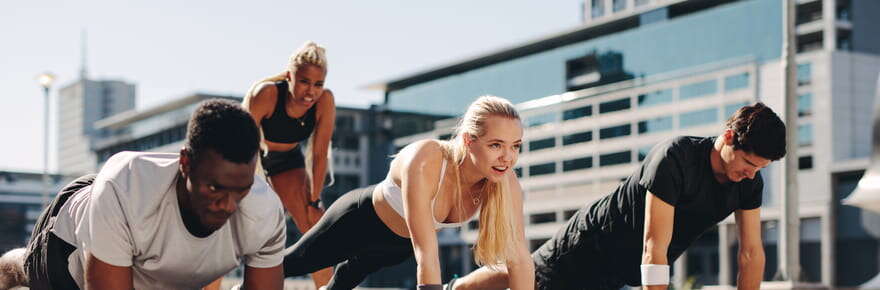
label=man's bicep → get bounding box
[85,252,133,289]
[243,265,283,290]
[643,191,675,264]
[735,208,763,248]
[644,191,675,242]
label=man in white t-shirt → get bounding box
[3,99,286,290]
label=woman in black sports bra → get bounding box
[242,41,336,286]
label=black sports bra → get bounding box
[261,81,317,144]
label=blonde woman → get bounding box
[282,96,535,290]
[242,41,336,286]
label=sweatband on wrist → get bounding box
[640,264,670,285]
[418,284,443,290]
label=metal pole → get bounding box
[42,86,50,207]
[777,0,801,282]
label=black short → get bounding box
[261,145,306,176]
[24,174,96,290]
[531,209,629,290]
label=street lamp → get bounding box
[36,72,55,207]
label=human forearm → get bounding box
[310,151,328,201]
[734,209,764,290]
[507,256,535,290]
[415,257,442,285]
[737,248,764,290]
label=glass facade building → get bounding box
[383,0,880,288]
[382,0,781,116]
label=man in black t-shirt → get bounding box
[450,103,787,290]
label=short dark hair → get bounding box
[724,102,787,160]
[185,99,260,164]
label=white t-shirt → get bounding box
[52,151,286,290]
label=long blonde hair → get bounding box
[439,95,520,267]
[243,41,333,188]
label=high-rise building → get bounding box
[57,77,135,176]
[377,0,880,288]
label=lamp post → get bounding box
[36,72,55,207]
[777,0,802,283]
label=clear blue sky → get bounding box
[0,0,582,172]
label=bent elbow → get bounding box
[739,247,765,265]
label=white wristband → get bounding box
[640,264,670,286]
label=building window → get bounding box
[334,135,360,150]
[837,0,851,21]
[837,29,852,51]
[563,131,593,145]
[724,101,749,117]
[638,145,654,161]
[799,124,813,146]
[563,156,593,172]
[527,112,557,127]
[514,167,522,178]
[591,0,605,18]
[600,150,632,167]
[799,155,813,170]
[566,54,602,91]
[599,124,632,140]
[529,162,556,176]
[612,0,626,12]
[530,212,557,224]
[680,108,718,128]
[798,93,813,116]
[638,116,673,134]
[599,98,631,114]
[529,137,556,152]
[724,73,750,92]
[530,238,550,252]
[797,31,823,53]
[680,79,718,100]
[563,105,593,121]
[638,89,673,108]
[336,115,355,131]
[797,63,811,86]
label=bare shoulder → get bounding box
[316,89,336,116]
[399,139,445,172]
[244,82,279,116]
[251,82,279,104]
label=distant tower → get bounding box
[56,31,136,176]
[80,29,88,80]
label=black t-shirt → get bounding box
[559,136,763,284]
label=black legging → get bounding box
[283,185,414,290]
